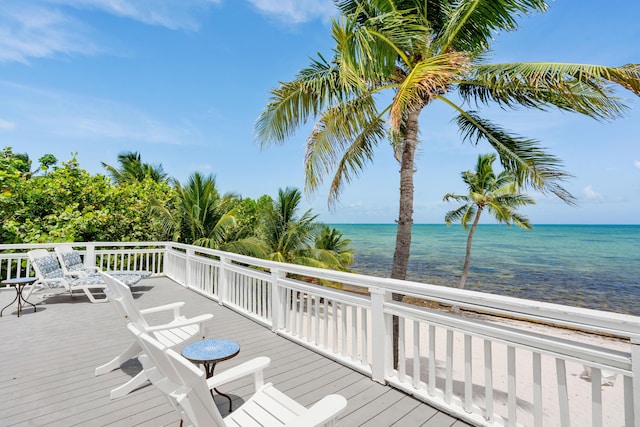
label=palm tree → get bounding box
[443,154,534,289]
[255,0,639,285]
[256,0,639,368]
[102,151,168,184]
[258,187,343,269]
[152,173,263,255]
[315,225,355,271]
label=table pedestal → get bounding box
[1,278,37,317]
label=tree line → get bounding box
[0,147,354,272]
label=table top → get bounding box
[181,339,240,364]
[1,277,37,286]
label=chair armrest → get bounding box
[283,394,348,427]
[140,301,186,318]
[144,313,214,333]
[206,356,270,391]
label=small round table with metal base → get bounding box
[181,339,240,412]
[1,277,37,317]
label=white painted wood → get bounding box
[533,352,542,427]
[507,346,516,427]
[428,325,436,397]
[413,320,420,389]
[484,340,494,423]
[624,375,634,427]
[556,358,571,427]
[591,367,602,427]
[445,329,453,404]
[631,338,640,427]
[369,287,389,384]
[398,319,406,382]
[351,305,357,360]
[464,334,472,413]
[361,309,368,367]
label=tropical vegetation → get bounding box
[1,148,353,273]
[443,154,535,289]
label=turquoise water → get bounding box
[331,224,640,316]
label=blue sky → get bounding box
[2,0,639,225]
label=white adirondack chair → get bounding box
[98,272,214,399]
[54,245,152,281]
[126,324,348,427]
[27,249,109,303]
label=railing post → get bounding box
[218,256,231,306]
[631,337,640,427]
[370,286,390,385]
[270,269,286,333]
[185,247,194,288]
[84,243,96,269]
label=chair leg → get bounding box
[82,286,108,303]
[110,371,149,399]
[95,341,142,376]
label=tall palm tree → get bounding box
[255,0,640,286]
[259,187,343,269]
[152,173,263,255]
[443,154,534,289]
[102,151,168,184]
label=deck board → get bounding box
[0,277,471,426]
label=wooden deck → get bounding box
[0,276,471,427]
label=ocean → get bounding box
[331,224,640,316]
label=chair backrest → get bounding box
[128,321,226,426]
[165,347,227,427]
[100,272,149,329]
[127,323,191,424]
[54,246,85,274]
[28,249,66,288]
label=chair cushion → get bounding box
[34,255,64,279]
[61,251,84,271]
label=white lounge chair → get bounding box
[27,249,109,303]
[97,272,214,399]
[54,245,152,281]
[126,324,348,427]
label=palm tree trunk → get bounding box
[460,208,483,289]
[391,108,420,368]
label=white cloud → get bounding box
[247,0,335,23]
[0,81,200,145]
[0,3,99,63]
[634,160,640,169]
[0,118,16,130]
[582,185,603,201]
[47,0,222,30]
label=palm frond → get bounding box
[437,0,549,53]
[255,54,348,145]
[451,108,575,204]
[390,51,470,130]
[304,94,386,199]
[458,62,640,119]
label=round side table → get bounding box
[1,277,37,317]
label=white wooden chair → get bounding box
[27,249,109,303]
[98,272,214,399]
[54,245,152,281]
[126,325,348,427]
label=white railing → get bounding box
[1,242,638,427]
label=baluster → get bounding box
[445,330,453,404]
[464,334,472,413]
[533,352,542,427]
[591,367,602,427]
[398,319,406,382]
[556,358,570,427]
[413,320,420,389]
[428,325,436,396]
[361,309,368,366]
[508,346,516,427]
[484,340,494,423]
